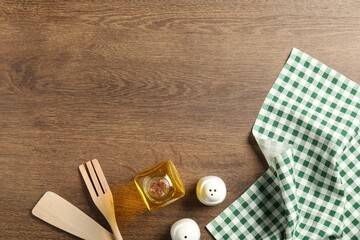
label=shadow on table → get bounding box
[112,181,148,228]
[180,181,206,211]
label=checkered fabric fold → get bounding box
[207,48,360,239]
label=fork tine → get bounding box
[86,160,104,196]
[81,160,123,240]
[79,164,98,201]
[92,159,110,193]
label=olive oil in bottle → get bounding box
[134,160,185,210]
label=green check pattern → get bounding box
[207,48,360,239]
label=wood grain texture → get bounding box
[0,1,359,239]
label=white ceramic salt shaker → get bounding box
[196,176,227,206]
[170,218,201,240]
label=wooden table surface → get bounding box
[1,1,359,239]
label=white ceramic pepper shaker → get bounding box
[196,176,227,206]
[170,218,200,240]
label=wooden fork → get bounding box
[79,159,123,240]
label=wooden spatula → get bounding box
[79,159,123,240]
[32,191,114,240]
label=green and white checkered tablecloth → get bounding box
[207,48,360,239]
